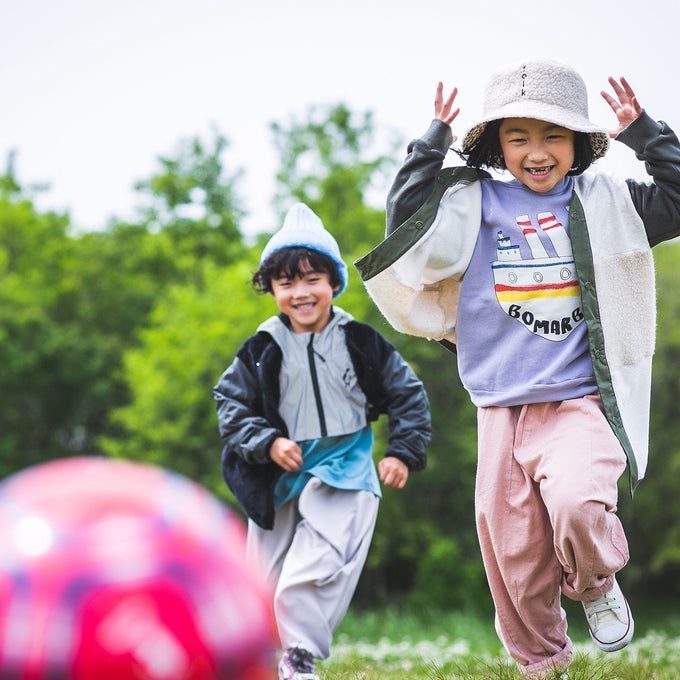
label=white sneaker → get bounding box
[582,578,634,652]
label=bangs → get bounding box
[274,248,331,280]
[252,247,341,294]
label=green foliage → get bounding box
[270,102,399,255]
[623,238,680,594]
[99,256,276,499]
[0,192,107,473]
[0,152,21,197]
[133,126,247,267]
[0,130,247,477]
[410,535,490,611]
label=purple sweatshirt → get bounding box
[455,176,597,407]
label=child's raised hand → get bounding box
[435,82,460,136]
[601,76,643,138]
[378,456,409,489]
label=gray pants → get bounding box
[247,478,379,658]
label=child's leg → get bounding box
[274,478,379,659]
[476,404,572,679]
[247,499,300,590]
[476,395,629,678]
[529,394,629,602]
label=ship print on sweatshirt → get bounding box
[492,212,584,341]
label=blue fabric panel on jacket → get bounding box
[273,425,381,507]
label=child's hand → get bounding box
[270,437,303,471]
[435,82,460,138]
[601,76,643,138]
[379,456,409,489]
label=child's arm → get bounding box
[386,84,460,236]
[213,357,285,465]
[346,322,431,480]
[603,77,680,245]
[377,344,431,476]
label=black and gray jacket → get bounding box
[213,309,431,529]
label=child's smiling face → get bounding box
[499,118,575,192]
[270,261,339,334]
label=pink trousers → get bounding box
[475,394,629,678]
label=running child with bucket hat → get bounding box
[355,58,680,679]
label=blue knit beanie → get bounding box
[259,203,348,297]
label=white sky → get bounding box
[1,0,676,237]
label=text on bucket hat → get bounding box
[260,202,348,297]
[462,59,610,164]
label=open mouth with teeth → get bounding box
[526,166,554,176]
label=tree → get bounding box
[99,257,276,497]
[271,103,400,256]
[621,239,680,596]
[0,151,21,197]
[133,126,247,269]
[0,183,103,473]
[0,131,247,476]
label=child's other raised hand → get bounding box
[435,82,460,138]
[601,76,643,138]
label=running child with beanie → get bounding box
[356,59,680,679]
[214,203,431,680]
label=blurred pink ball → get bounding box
[0,456,278,679]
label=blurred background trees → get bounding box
[1,102,679,611]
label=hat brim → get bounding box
[462,99,610,161]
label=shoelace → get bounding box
[584,593,620,617]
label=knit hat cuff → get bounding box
[260,203,348,297]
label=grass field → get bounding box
[316,603,680,679]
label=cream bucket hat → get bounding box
[462,59,610,161]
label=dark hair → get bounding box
[460,120,595,176]
[460,119,505,171]
[569,132,596,175]
[251,247,342,294]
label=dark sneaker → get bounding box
[278,647,320,680]
[582,578,634,652]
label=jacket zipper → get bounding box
[306,334,327,437]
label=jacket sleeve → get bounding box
[212,356,283,465]
[380,348,431,471]
[617,111,680,246]
[345,322,431,470]
[386,119,454,235]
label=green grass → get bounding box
[316,604,680,679]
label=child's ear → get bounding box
[332,283,341,294]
